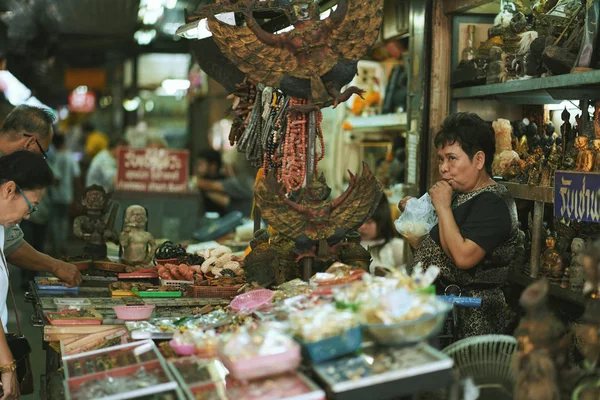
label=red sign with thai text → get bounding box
[116,148,189,193]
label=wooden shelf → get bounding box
[508,272,585,307]
[452,70,600,104]
[499,181,554,203]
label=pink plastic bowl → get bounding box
[113,305,155,321]
[169,340,197,356]
[230,289,274,313]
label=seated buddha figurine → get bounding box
[575,136,594,172]
[120,205,157,268]
[540,234,564,284]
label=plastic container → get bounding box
[230,289,273,313]
[54,298,92,311]
[169,340,197,356]
[437,295,482,308]
[160,278,195,292]
[219,342,302,381]
[113,305,155,321]
[134,289,182,298]
[298,326,362,364]
[365,301,452,346]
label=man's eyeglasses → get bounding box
[23,133,48,160]
[16,185,38,215]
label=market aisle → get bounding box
[7,264,45,400]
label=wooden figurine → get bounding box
[73,185,119,260]
[512,279,571,400]
[540,234,564,283]
[207,0,383,110]
[570,238,587,293]
[492,118,521,178]
[593,139,600,171]
[254,162,383,262]
[561,108,572,155]
[120,205,157,269]
[575,136,595,172]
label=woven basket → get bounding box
[191,285,242,299]
[443,335,517,399]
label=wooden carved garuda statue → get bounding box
[206,0,383,110]
[254,162,383,262]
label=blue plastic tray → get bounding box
[35,277,79,292]
[298,326,362,364]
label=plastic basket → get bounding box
[169,340,197,356]
[191,285,242,299]
[219,342,301,381]
[113,305,155,321]
[230,289,273,313]
[365,301,452,346]
[442,335,517,399]
[298,326,362,364]
[54,298,91,311]
[160,278,194,291]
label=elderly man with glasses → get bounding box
[0,105,82,287]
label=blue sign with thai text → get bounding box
[555,171,600,222]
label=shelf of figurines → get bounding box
[498,180,554,203]
[508,270,585,307]
[453,69,600,103]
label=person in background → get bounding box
[86,138,128,193]
[146,135,168,149]
[49,133,81,256]
[358,195,406,274]
[83,122,109,161]
[192,149,226,215]
[195,151,256,218]
[0,105,82,287]
[0,151,55,400]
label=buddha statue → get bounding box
[120,205,157,269]
[542,122,555,158]
[540,234,564,283]
[575,136,594,172]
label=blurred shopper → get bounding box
[146,135,168,149]
[83,122,109,161]
[49,134,81,256]
[195,151,256,217]
[86,138,128,193]
[192,149,226,215]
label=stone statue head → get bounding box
[82,184,108,211]
[571,238,585,253]
[124,205,147,228]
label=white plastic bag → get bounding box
[395,194,438,248]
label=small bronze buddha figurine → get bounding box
[593,139,600,172]
[575,136,594,172]
[540,234,564,283]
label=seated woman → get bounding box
[358,195,406,274]
[0,150,54,399]
[400,112,518,340]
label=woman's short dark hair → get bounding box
[368,195,397,255]
[434,112,495,175]
[0,150,54,190]
[198,149,222,170]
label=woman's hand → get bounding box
[398,196,413,213]
[0,370,20,400]
[429,181,453,211]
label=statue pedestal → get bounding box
[85,244,108,261]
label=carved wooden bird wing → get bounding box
[207,14,299,89]
[327,0,383,61]
[254,172,316,241]
[330,162,384,233]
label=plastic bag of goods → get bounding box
[394,194,438,248]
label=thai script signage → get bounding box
[554,171,600,222]
[116,148,189,193]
